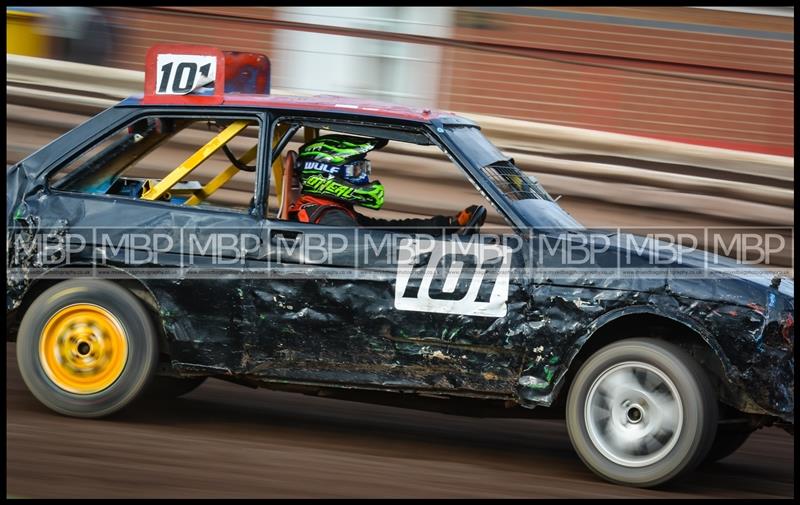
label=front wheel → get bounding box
[566,338,718,487]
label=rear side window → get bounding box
[49,115,262,213]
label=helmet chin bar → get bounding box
[298,171,385,210]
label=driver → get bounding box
[287,135,485,232]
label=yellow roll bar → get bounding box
[141,120,250,201]
[184,145,258,206]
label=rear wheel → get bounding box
[16,279,159,418]
[566,338,718,487]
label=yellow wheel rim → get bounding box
[39,303,128,394]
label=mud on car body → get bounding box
[6,45,793,488]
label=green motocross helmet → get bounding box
[295,135,388,209]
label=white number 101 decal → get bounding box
[155,54,217,95]
[394,237,512,318]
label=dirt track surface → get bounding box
[5,343,794,498]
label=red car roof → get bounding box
[137,45,461,123]
[124,93,455,122]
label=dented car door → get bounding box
[245,222,528,395]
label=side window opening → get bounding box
[268,117,510,231]
[49,115,262,214]
[481,160,553,202]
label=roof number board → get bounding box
[155,54,217,95]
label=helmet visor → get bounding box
[350,159,371,178]
[343,159,371,184]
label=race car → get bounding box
[6,45,794,488]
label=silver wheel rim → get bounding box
[585,361,683,467]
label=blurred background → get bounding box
[8,7,793,151]
[5,6,794,261]
[7,6,794,261]
[5,7,795,499]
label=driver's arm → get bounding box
[356,213,455,232]
[355,205,482,233]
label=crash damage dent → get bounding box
[7,106,136,312]
[143,273,524,395]
[515,279,793,424]
[240,277,521,393]
[7,211,71,315]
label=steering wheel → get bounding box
[458,205,487,236]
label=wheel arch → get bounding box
[550,305,735,411]
[6,265,171,359]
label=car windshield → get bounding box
[444,125,584,230]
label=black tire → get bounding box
[703,424,753,464]
[566,338,718,487]
[16,279,159,418]
[143,376,207,401]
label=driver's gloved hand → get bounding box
[455,205,485,227]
